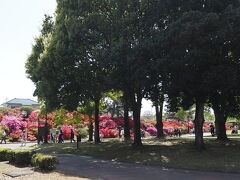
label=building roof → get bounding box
[4,98,39,106]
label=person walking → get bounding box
[0,130,7,144]
[210,123,215,136]
[58,129,64,143]
[21,129,27,146]
[70,129,76,143]
[50,128,56,143]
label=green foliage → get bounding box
[0,148,11,161]
[77,128,88,138]
[77,102,95,118]
[31,153,58,171]
[66,111,83,125]
[174,107,195,121]
[175,108,188,121]
[53,108,68,126]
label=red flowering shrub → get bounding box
[61,125,71,139]
[99,128,118,138]
[8,130,22,142]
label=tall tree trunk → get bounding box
[194,100,205,151]
[155,101,164,138]
[132,92,142,146]
[123,103,130,140]
[88,116,93,141]
[94,98,101,144]
[213,106,228,141]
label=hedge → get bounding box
[6,149,15,163]
[31,153,58,171]
[7,150,34,165]
[0,148,11,161]
[0,149,58,171]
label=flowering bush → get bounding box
[99,119,118,129]
[146,127,157,136]
[27,127,38,141]
[61,125,71,139]
[99,128,118,138]
[8,130,22,142]
[0,116,26,131]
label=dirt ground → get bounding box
[0,161,91,180]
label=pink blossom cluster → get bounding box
[0,116,26,131]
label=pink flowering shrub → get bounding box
[146,127,157,136]
[0,116,26,131]
[99,119,118,129]
[61,125,71,139]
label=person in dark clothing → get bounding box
[58,129,64,143]
[118,126,122,138]
[70,129,75,143]
[174,128,178,137]
[210,123,215,136]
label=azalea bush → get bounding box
[60,124,72,139]
[8,130,22,142]
[99,128,118,138]
[146,127,157,136]
[0,116,26,131]
[99,119,118,129]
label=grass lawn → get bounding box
[33,136,240,173]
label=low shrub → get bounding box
[31,153,58,171]
[0,147,10,161]
[7,150,34,165]
[6,149,15,163]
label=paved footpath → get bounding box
[55,154,240,180]
[0,142,37,149]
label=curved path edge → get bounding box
[55,154,240,180]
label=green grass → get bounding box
[33,137,240,173]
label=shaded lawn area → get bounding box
[33,137,240,173]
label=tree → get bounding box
[27,0,113,144]
[108,0,162,146]
[204,5,240,141]
[163,11,222,150]
[162,0,240,149]
[25,15,60,112]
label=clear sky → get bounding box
[0,0,154,114]
[0,0,57,104]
